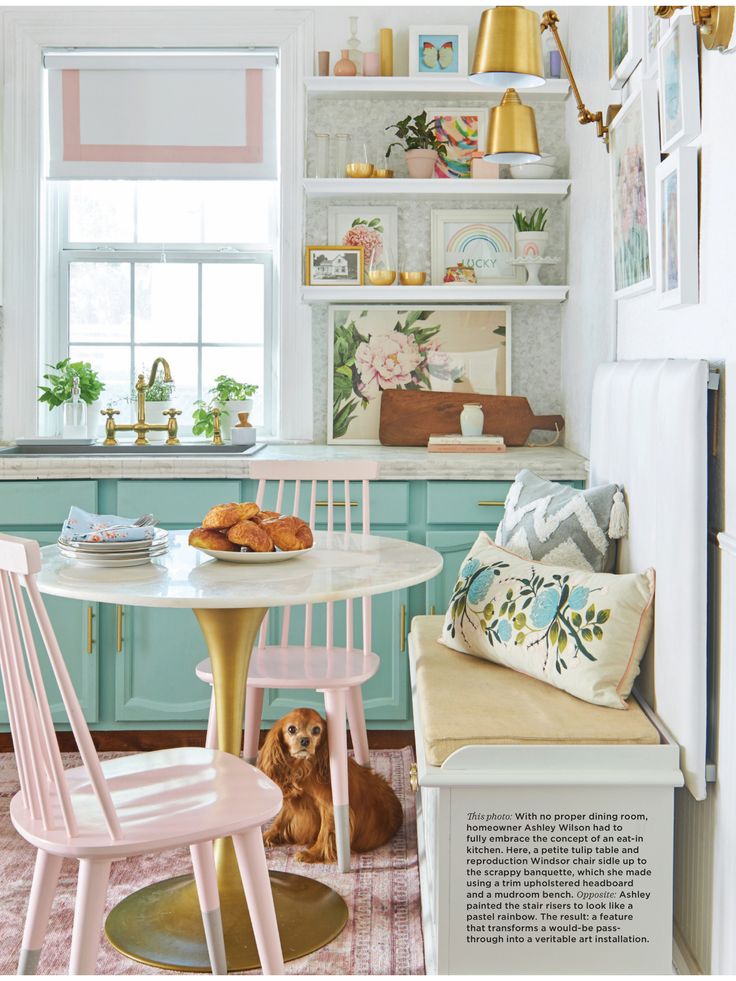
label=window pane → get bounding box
[69,344,131,416]
[67,181,135,242]
[202,346,264,427]
[136,184,203,243]
[69,263,130,343]
[134,345,199,425]
[202,182,275,242]
[202,264,264,344]
[135,264,198,343]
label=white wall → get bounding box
[563,7,736,973]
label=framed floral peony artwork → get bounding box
[329,304,510,444]
[327,207,398,270]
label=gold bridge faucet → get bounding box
[101,358,181,447]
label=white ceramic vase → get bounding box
[460,403,484,437]
[86,400,102,439]
[146,399,176,442]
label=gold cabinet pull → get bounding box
[409,763,419,793]
[478,501,506,507]
[315,501,357,507]
[430,604,436,616]
[116,606,124,653]
[400,603,406,652]
[87,607,94,654]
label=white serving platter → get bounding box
[193,545,314,564]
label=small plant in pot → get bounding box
[134,368,176,443]
[38,358,106,437]
[385,111,448,179]
[192,375,258,440]
[513,206,549,259]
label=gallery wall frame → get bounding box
[655,147,699,309]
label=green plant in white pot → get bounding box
[38,359,106,437]
[136,369,176,443]
[385,111,448,179]
[513,206,549,259]
[192,375,258,440]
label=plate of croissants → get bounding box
[188,502,314,563]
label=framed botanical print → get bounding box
[329,304,510,443]
[409,25,468,77]
[431,210,522,285]
[655,147,699,308]
[609,6,643,89]
[657,16,701,153]
[305,246,364,286]
[426,107,487,179]
[609,79,660,299]
[327,207,398,270]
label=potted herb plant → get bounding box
[137,368,176,443]
[513,206,549,259]
[385,111,448,179]
[192,375,259,440]
[38,358,106,437]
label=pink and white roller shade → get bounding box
[45,50,277,179]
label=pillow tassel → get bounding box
[608,490,628,540]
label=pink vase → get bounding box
[405,149,437,179]
[363,52,380,76]
[334,49,357,76]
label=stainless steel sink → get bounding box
[0,442,264,457]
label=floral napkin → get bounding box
[61,506,155,543]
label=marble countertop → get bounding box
[0,443,588,481]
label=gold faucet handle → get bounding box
[101,407,120,446]
[211,407,224,446]
[163,407,181,446]
[162,407,181,419]
[101,407,120,418]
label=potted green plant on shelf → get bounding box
[513,206,549,258]
[38,358,106,437]
[385,111,448,179]
[136,368,177,443]
[192,375,259,440]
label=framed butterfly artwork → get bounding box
[409,25,468,77]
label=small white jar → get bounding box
[460,403,484,437]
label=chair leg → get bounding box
[18,849,63,975]
[190,841,227,975]
[232,828,284,975]
[244,686,265,764]
[68,859,111,975]
[205,689,218,750]
[323,688,351,872]
[346,686,370,766]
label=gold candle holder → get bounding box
[373,168,394,179]
[399,271,427,286]
[368,270,397,286]
[346,162,375,178]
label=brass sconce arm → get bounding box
[655,5,736,51]
[541,9,620,146]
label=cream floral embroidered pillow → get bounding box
[440,532,655,709]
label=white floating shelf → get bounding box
[303,178,570,200]
[301,285,569,304]
[305,76,570,101]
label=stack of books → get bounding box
[427,434,506,454]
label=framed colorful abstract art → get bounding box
[608,5,643,89]
[327,207,398,270]
[430,210,522,286]
[409,26,468,77]
[657,15,701,153]
[328,304,510,443]
[609,80,660,299]
[426,107,487,179]
[655,147,699,308]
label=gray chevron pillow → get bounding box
[495,469,626,573]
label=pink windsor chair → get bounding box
[196,460,381,872]
[0,532,284,976]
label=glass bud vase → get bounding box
[367,240,396,286]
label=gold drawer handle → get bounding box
[400,603,406,652]
[430,604,436,616]
[116,605,124,653]
[478,501,506,507]
[409,763,418,793]
[315,501,357,507]
[87,607,94,654]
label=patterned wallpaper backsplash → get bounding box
[305,96,569,442]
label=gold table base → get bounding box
[105,607,349,972]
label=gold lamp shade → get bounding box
[471,6,545,88]
[484,88,541,164]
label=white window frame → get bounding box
[1,7,313,441]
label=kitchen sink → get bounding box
[0,442,265,456]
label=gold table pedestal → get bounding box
[105,607,349,972]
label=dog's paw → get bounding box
[296,848,325,864]
[263,830,285,847]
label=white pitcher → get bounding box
[460,403,484,437]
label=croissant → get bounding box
[263,515,314,551]
[227,520,274,552]
[188,527,239,552]
[202,502,259,530]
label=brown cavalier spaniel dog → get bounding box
[258,708,403,864]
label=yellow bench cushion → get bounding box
[412,616,659,767]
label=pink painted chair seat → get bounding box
[196,648,380,690]
[10,747,282,858]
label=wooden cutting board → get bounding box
[379,391,565,447]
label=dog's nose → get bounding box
[300,737,310,747]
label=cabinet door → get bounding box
[0,530,98,724]
[425,530,501,619]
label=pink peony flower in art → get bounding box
[355,331,422,398]
[342,226,383,265]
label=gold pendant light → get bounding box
[470,6,545,88]
[484,88,541,164]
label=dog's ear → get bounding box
[315,724,331,782]
[257,723,293,792]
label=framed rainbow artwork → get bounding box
[430,209,523,285]
[427,107,486,179]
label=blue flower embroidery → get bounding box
[567,585,590,611]
[529,587,561,629]
[497,619,512,642]
[468,568,495,604]
[461,558,480,578]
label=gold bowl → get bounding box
[373,168,394,179]
[368,270,397,286]
[399,271,427,286]
[346,162,375,178]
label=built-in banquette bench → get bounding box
[409,616,682,975]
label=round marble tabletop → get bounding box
[37,530,443,608]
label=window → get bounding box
[54,179,278,432]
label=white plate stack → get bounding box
[57,529,169,567]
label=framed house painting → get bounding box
[305,246,364,286]
[609,6,643,89]
[426,107,487,179]
[327,206,398,270]
[657,15,701,153]
[609,79,660,298]
[409,25,468,77]
[431,210,522,285]
[329,304,510,443]
[655,147,699,308]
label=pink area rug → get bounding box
[0,748,424,975]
